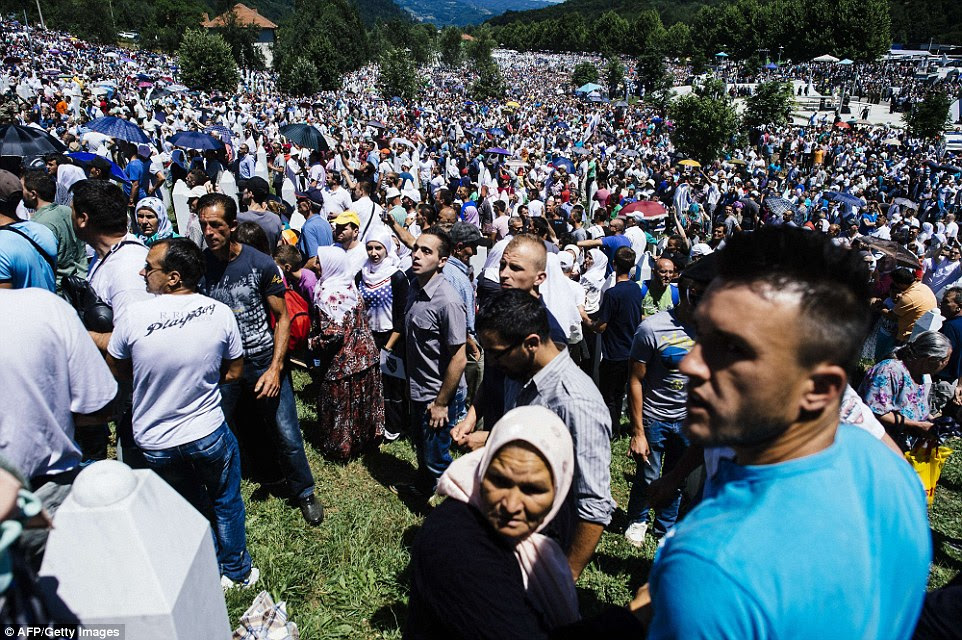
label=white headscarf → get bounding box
[55,163,87,206]
[580,248,608,290]
[541,252,579,341]
[361,225,401,286]
[436,406,579,628]
[314,246,359,325]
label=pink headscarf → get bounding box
[436,406,580,628]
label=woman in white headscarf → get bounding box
[357,225,409,439]
[579,248,608,381]
[408,406,646,638]
[134,197,176,246]
[55,162,87,206]
[540,252,582,343]
[308,246,384,461]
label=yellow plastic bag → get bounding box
[905,443,953,505]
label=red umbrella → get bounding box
[834,121,851,129]
[620,200,667,219]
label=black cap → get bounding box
[449,221,484,247]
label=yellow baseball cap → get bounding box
[331,211,360,227]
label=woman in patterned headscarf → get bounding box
[308,246,384,461]
[357,225,409,440]
[134,197,177,246]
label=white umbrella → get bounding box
[812,54,840,63]
[391,137,415,149]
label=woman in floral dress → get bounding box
[308,247,384,461]
[859,330,951,451]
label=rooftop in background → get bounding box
[200,3,278,30]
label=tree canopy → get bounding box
[177,28,239,93]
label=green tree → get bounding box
[274,0,370,93]
[466,28,497,65]
[470,58,505,101]
[743,81,795,129]
[277,57,320,96]
[625,9,665,57]
[379,47,420,101]
[669,92,739,165]
[605,54,625,98]
[138,0,206,53]
[636,50,670,95]
[177,29,239,93]
[439,26,464,67]
[904,91,952,140]
[217,9,266,70]
[663,22,692,59]
[593,11,629,55]
[571,62,599,88]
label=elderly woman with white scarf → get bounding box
[407,406,647,639]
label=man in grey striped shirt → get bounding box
[472,288,615,580]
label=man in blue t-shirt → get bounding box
[295,188,333,260]
[591,246,644,434]
[642,228,931,640]
[578,216,631,275]
[0,169,56,292]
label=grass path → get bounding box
[224,370,962,637]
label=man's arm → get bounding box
[428,343,466,429]
[628,361,650,463]
[258,294,289,399]
[384,214,416,249]
[220,356,244,384]
[577,238,603,249]
[568,521,605,581]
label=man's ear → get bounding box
[534,270,547,287]
[799,364,847,415]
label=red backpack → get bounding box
[270,286,311,353]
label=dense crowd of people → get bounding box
[0,18,961,638]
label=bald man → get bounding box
[578,216,631,276]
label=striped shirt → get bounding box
[505,348,615,526]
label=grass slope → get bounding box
[225,369,962,637]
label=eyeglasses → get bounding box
[486,339,524,362]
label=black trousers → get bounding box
[599,358,632,436]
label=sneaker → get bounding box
[221,566,260,591]
[625,522,648,547]
[388,483,430,500]
[298,493,324,527]
[382,429,401,442]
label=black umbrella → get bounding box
[279,123,329,152]
[0,124,67,157]
[854,236,921,269]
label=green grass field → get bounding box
[223,369,962,637]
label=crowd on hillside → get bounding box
[0,19,961,639]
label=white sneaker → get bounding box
[221,566,260,591]
[625,522,648,548]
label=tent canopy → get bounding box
[575,82,603,94]
[812,54,839,62]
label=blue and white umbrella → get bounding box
[764,196,796,216]
[85,116,150,144]
[824,191,864,208]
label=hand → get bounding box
[466,340,481,360]
[427,401,450,430]
[629,433,650,464]
[450,417,476,443]
[458,431,489,451]
[254,366,281,399]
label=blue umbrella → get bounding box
[85,116,150,144]
[203,125,233,147]
[550,157,575,173]
[765,62,777,70]
[485,147,511,155]
[67,152,130,183]
[825,191,864,208]
[764,196,796,216]
[552,121,570,130]
[487,127,505,137]
[169,131,224,151]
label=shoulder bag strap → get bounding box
[0,225,55,271]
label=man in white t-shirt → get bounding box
[0,287,117,564]
[72,179,152,464]
[107,237,257,589]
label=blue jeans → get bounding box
[220,355,314,500]
[410,387,467,493]
[626,418,689,536]
[141,423,252,581]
